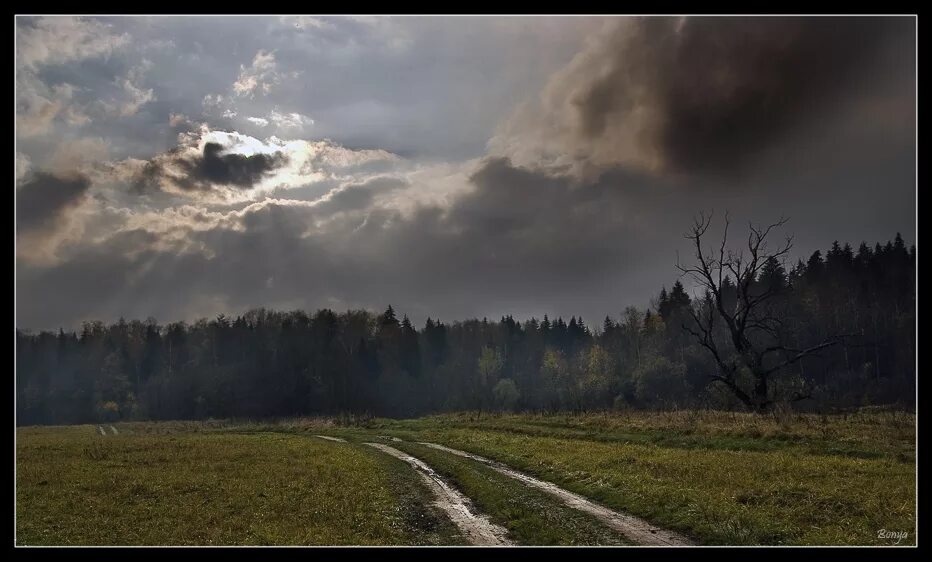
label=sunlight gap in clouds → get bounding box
[14,16,915,330]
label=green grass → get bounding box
[16,426,464,545]
[17,410,916,546]
[376,410,916,460]
[387,441,628,545]
[360,411,915,545]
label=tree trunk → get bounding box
[752,371,769,413]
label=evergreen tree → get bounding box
[13,232,916,422]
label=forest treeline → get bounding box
[16,234,915,425]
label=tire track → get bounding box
[417,441,694,546]
[363,442,512,546]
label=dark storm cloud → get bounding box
[16,158,689,329]
[567,16,909,177]
[16,172,91,234]
[15,132,916,332]
[14,16,916,332]
[136,141,288,192]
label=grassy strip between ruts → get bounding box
[378,426,914,546]
[385,440,630,545]
[16,426,465,546]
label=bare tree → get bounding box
[676,212,846,413]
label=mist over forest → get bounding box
[17,232,915,425]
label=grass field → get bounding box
[16,426,463,546]
[16,410,916,546]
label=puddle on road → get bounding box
[364,442,512,546]
[418,441,694,546]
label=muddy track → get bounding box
[364,442,512,546]
[418,441,694,546]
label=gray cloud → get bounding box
[16,16,599,165]
[581,17,905,177]
[14,16,916,331]
[13,158,699,328]
[494,16,913,181]
[16,172,91,234]
[15,133,916,331]
[313,176,408,215]
[16,16,129,70]
[136,141,288,192]
[194,142,287,188]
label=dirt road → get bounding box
[418,441,694,546]
[364,442,512,546]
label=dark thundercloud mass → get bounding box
[15,16,915,330]
[571,17,902,177]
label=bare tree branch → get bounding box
[677,212,847,413]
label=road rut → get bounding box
[418,441,694,546]
[364,442,512,546]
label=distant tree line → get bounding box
[16,233,915,425]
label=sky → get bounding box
[15,15,917,331]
